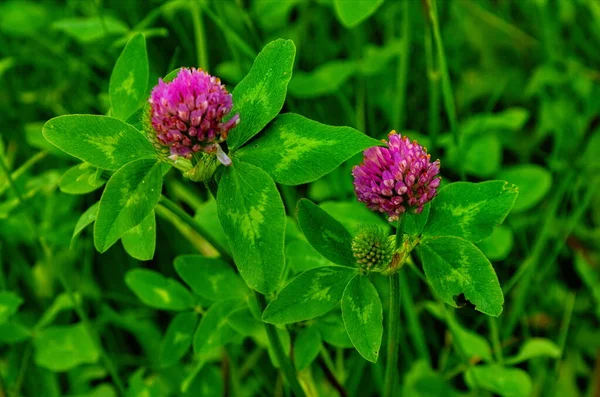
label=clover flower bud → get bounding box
[352,131,441,222]
[352,226,395,273]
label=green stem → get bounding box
[400,272,430,365]
[424,13,440,154]
[255,292,306,397]
[393,0,411,130]
[426,0,461,178]
[489,317,503,365]
[503,171,574,338]
[201,4,255,58]
[158,195,233,264]
[383,273,401,397]
[191,0,208,69]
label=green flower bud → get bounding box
[351,225,395,273]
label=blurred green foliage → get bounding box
[1,0,600,396]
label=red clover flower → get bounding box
[352,131,441,222]
[148,68,239,165]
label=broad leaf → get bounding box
[94,159,163,252]
[227,39,296,150]
[0,291,22,324]
[159,312,198,367]
[262,266,357,324]
[334,0,384,28]
[217,161,286,294]
[121,210,156,261]
[294,327,322,370]
[497,165,552,213]
[341,275,383,363]
[174,255,248,301]
[109,33,149,121]
[297,199,355,267]
[59,163,105,194]
[504,338,561,365]
[125,269,193,311]
[236,113,381,185]
[193,299,242,354]
[34,323,99,372]
[423,181,518,243]
[419,236,504,316]
[43,115,156,171]
[465,365,532,397]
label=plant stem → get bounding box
[400,272,430,365]
[383,273,401,397]
[489,317,503,365]
[393,0,411,130]
[201,4,256,58]
[191,0,208,70]
[158,195,233,264]
[254,292,306,397]
[425,0,461,178]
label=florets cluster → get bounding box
[352,131,441,222]
[148,68,239,160]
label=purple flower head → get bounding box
[352,131,441,222]
[148,68,239,161]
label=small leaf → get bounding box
[174,255,248,301]
[465,365,532,397]
[497,165,552,213]
[297,199,355,267]
[404,203,430,237]
[477,226,514,261]
[341,275,383,363]
[94,159,163,252]
[227,39,296,150]
[504,338,561,365]
[52,16,128,43]
[43,115,156,171]
[448,317,493,363]
[235,113,381,185]
[315,311,353,348]
[463,135,502,177]
[34,323,99,372]
[286,240,334,273]
[334,0,384,28]
[159,312,198,367]
[262,266,357,324]
[125,269,193,311]
[419,236,504,316]
[320,201,391,235]
[59,163,105,194]
[193,300,242,354]
[0,291,23,324]
[72,202,99,242]
[217,161,286,294]
[288,62,357,98]
[0,322,31,344]
[294,327,322,370]
[109,33,149,121]
[121,210,156,261]
[423,181,518,243]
